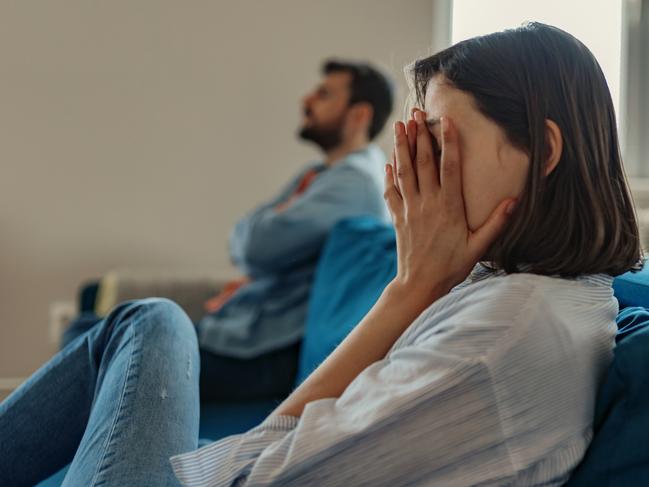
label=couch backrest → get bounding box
[566,306,649,486]
[295,217,396,384]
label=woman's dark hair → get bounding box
[323,59,394,140]
[410,22,642,277]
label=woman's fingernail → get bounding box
[506,200,517,215]
[385,163,390,174]
[414,110,424,123]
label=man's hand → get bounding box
[203,277,250,314]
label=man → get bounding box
[64,59,394,402]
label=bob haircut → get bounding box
[409,22,642,277]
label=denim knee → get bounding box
[107,298,198,352]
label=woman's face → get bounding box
[423,76,529,231]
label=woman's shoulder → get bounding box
[443,272,566,321]
[451,268,615,311]
[396,270,616,358]
[455,271,615,332]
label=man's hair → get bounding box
[410,22,642,277]
[323,59,394,140]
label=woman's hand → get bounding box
[384,110,516,309]
[271,110,517,420]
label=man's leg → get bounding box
[199,342,301,402]
[0,298,199,487]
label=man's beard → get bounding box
[298,111,346,152]
[298,124,343,151]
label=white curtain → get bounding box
[621,0,649,176]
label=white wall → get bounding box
[0,1,436,378]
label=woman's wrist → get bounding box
[271,278,448,419]
[383,277,449,316]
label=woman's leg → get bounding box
[0,298,199,487]
[62,312,301,402]
[60,312,102,349]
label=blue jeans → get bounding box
[0,298,200,487]
[64,312,301,402]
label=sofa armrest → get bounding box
[96,269,236,323]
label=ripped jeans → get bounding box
[0,298,200,487]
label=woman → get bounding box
[1,22,642,486]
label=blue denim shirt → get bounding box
[197,144,389,358]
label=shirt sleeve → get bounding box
[228,167,311,272]
[170,415,300,487]
[170,322,520,487]
[229,166,375,276]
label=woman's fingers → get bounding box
[391,148,401,196]
[439,117,464,215]
[413,109,438,195]
[394,121,418,203]
[468,198,517,261]
[384,163,404,224]
[407,119,417,162]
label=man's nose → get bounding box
[302,92,315,108]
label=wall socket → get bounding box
[49,301,77,346]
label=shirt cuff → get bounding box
[169,415,299,486]
[253,414,300,431]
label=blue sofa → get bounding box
[39,216,649,486]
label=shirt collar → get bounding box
[464,262,614,288]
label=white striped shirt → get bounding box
[171,265,617,486]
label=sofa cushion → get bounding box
[199,400,278,440]
[566,306,649,486]
[612,263,649,308]
[295,217,396,384]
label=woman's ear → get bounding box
[544,119,563,176]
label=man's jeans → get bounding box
[0,298,200,487]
